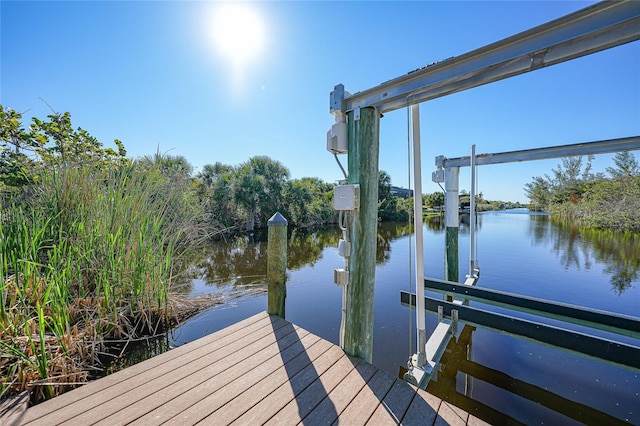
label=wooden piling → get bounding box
[344,107,380,363]
[267,212,288,318]
[444,167,459,284]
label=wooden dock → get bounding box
[10,312,488,425]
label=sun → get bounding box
[211,4,265,66]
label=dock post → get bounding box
[344,106,380,363]
[445,167,459,286]
[267,212,288,318]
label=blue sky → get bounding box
[2,1,638,203]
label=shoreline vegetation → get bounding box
[524,154,640,232]
[0,163,221,404]
[1,105,638,407]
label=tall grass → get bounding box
[1,163,204,403]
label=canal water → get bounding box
[168,209,639,425]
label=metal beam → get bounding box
[422,278,640,338]
[440,136,640,168]
[332,1,640,115]
[400,292,640,372]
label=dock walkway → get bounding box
[11,312,487,425]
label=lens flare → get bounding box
[212,4,265,66]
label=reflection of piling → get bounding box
[267,212,288,318]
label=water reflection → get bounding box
[135,211,638,424]
[424,214,446,232]
[175,214,639,298]
[527,216,640,295]
[429,324,629,425]
[176,222,417,295]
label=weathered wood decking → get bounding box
[10,312,488,425]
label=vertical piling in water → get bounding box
[344,106,380,363]
[445,167,459,285]
[267,212,288,318]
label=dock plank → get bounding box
[31,313,289,425]
[331,368,397,425]
[367,378,417,424]
[20,311,273,425]
[435,401,470,426]
[163,331,328,425]
[301,359,378,425]
[402,387,442,425]
[228,344,345,425]
[128,325,315,425]
[262,354,362,425]
[91,321,306,425]
[0,391,29,426]
[17,311,481,425]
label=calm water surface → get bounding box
[169,209,640,425]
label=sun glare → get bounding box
[212,4,265,66]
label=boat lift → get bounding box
[328,0,640,388]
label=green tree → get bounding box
[233,156,290,231]
[524,176,552,211]
[525,155,601,209]
[606,151,639,179]
[424,191,444,210]
[195,162,237,229]
[524,153,640,231]
[0,106,40,187]
[378,170,392,201]
[1,106,128,181]
[32,111,127,170]
[137,152,192,180]
[1,105,129,209]
[284,177,334,227]
[378,170,409,222]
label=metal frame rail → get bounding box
[422,278,640,338]
[331,1,640,115]
[400,288,640,372]
[438,136,640,169]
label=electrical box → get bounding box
[338,239,351,258]
[432,169,444,183]
[334,268,349,286]
[330,84,345,116]
[333,184,359,211]
[326,122,348,154]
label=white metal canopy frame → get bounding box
[331,0,640,115]
[327,0,640,389]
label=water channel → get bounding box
[163,209,639,425]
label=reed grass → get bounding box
[1,163,208,404]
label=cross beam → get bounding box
[438,136,640,168]
[330,1,640,115]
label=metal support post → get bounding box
[469,144,477,278]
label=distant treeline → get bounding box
[524,153,640,232]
